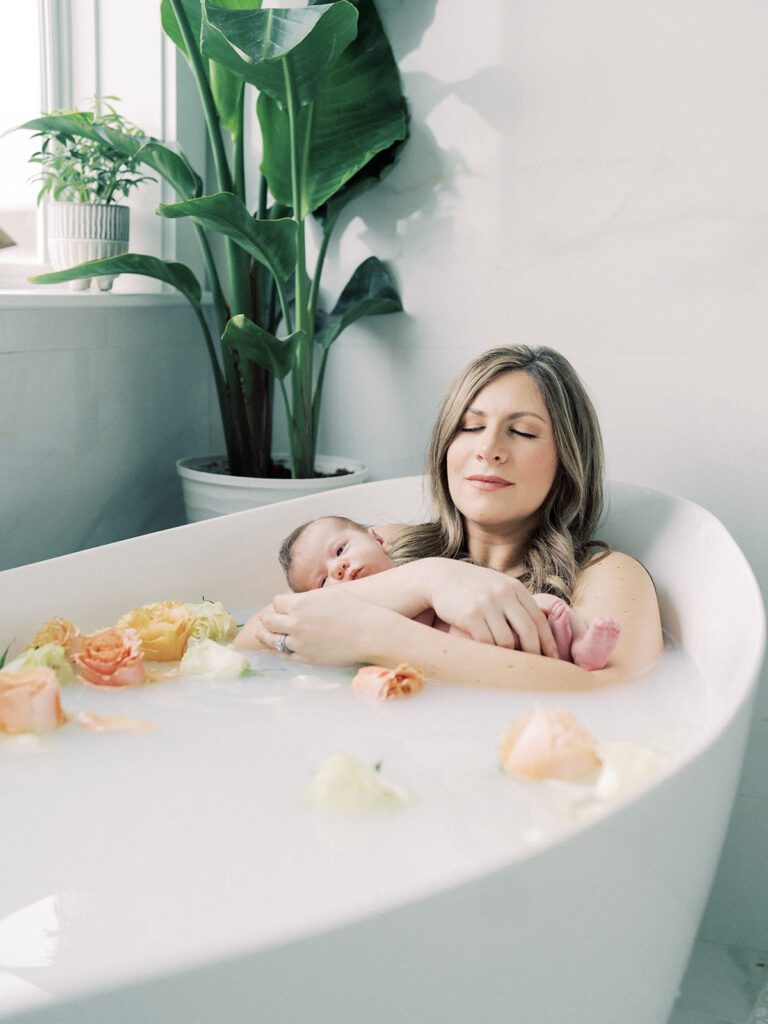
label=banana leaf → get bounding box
[31,254,202,308]
[158,192,296,283]
[161,0,263,137]
[222,315,302,380]
[257,0,407,211]
[314,257,402,351]
[201,2,357,108]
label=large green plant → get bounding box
[23,0,408,479]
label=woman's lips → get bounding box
[467,475,512,491]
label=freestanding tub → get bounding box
[0,479,764,1024]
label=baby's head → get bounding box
[279,515,394,592]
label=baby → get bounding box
[279,516,621,671]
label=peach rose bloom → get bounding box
[352,662,425,699]
[74,628,146,687]
[500,707,603,782]
[30,617,82,657]
[0,667,66,734]
[117,601,195,661]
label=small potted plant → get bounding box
[29,97,153,291]
[19,0,409,514]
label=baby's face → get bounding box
[290,518,394,591]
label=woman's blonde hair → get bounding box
[389,345,607,601]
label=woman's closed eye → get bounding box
[458,425,537,439]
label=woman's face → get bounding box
[446,370,559,533]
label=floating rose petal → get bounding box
[352,662,425,699]
[0,668,66,735]
[500,707,602,782]
[74,711,153,733]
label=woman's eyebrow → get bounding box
[465,407,547,423]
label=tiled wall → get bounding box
[0,293,223,571]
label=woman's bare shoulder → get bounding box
[576,547,660,629]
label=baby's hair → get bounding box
[279,515,367,591]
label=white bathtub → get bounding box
[0,479,764,1024]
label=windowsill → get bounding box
[0,285,212,309]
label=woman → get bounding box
[236,346,663,689]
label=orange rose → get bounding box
[74,628,145,687]
[500,707,602,782]
[117,601,195,661]
[30,617,82,658]
[0,667,66,734]
[352,662,425,699]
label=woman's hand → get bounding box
[234,589,389,666]
[416,558,559,658]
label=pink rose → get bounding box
[0,667,66,734]
[74,628,145,687]
[500,707,602,781]
[352,662,425,699]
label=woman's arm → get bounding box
[236,557,560,658]
[235,550,662,690]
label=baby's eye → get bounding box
[319,576,327,588]
[336,544,346,557]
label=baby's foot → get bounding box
[547,598,573,661]
[571,619,622,672]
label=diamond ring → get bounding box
[275,633,292,655]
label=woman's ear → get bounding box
[368,527,392,553]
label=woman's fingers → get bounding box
[516,594,558,659]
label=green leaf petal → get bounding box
[202,2,358,106]
[222,315,303,379]
[315,256,402,351]
[133,140,202,199]
[31,254,202,307]
[157,192,296,283]
[258,0,407,211]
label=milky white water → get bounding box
[0,633,712,1009]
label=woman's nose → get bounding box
[476,433,506,463]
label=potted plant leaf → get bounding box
[27,97,154,291]
[20,0,408,517]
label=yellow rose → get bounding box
[30,617,82,658]
[117,601,195,662]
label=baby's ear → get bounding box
[368,527,392,553]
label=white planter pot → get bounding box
[176,455,369,523]
[48,202,130,292]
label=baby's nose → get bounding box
[334,559,350,580]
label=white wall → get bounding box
[307,0,768,951]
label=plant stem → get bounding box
[233,86,246,204]
[284,59,314,477]
[308,216,336,321]
[168,0,232,195]
[194,224,228,335]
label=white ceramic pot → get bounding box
[176,455,369,522]
[48,202,130,291]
